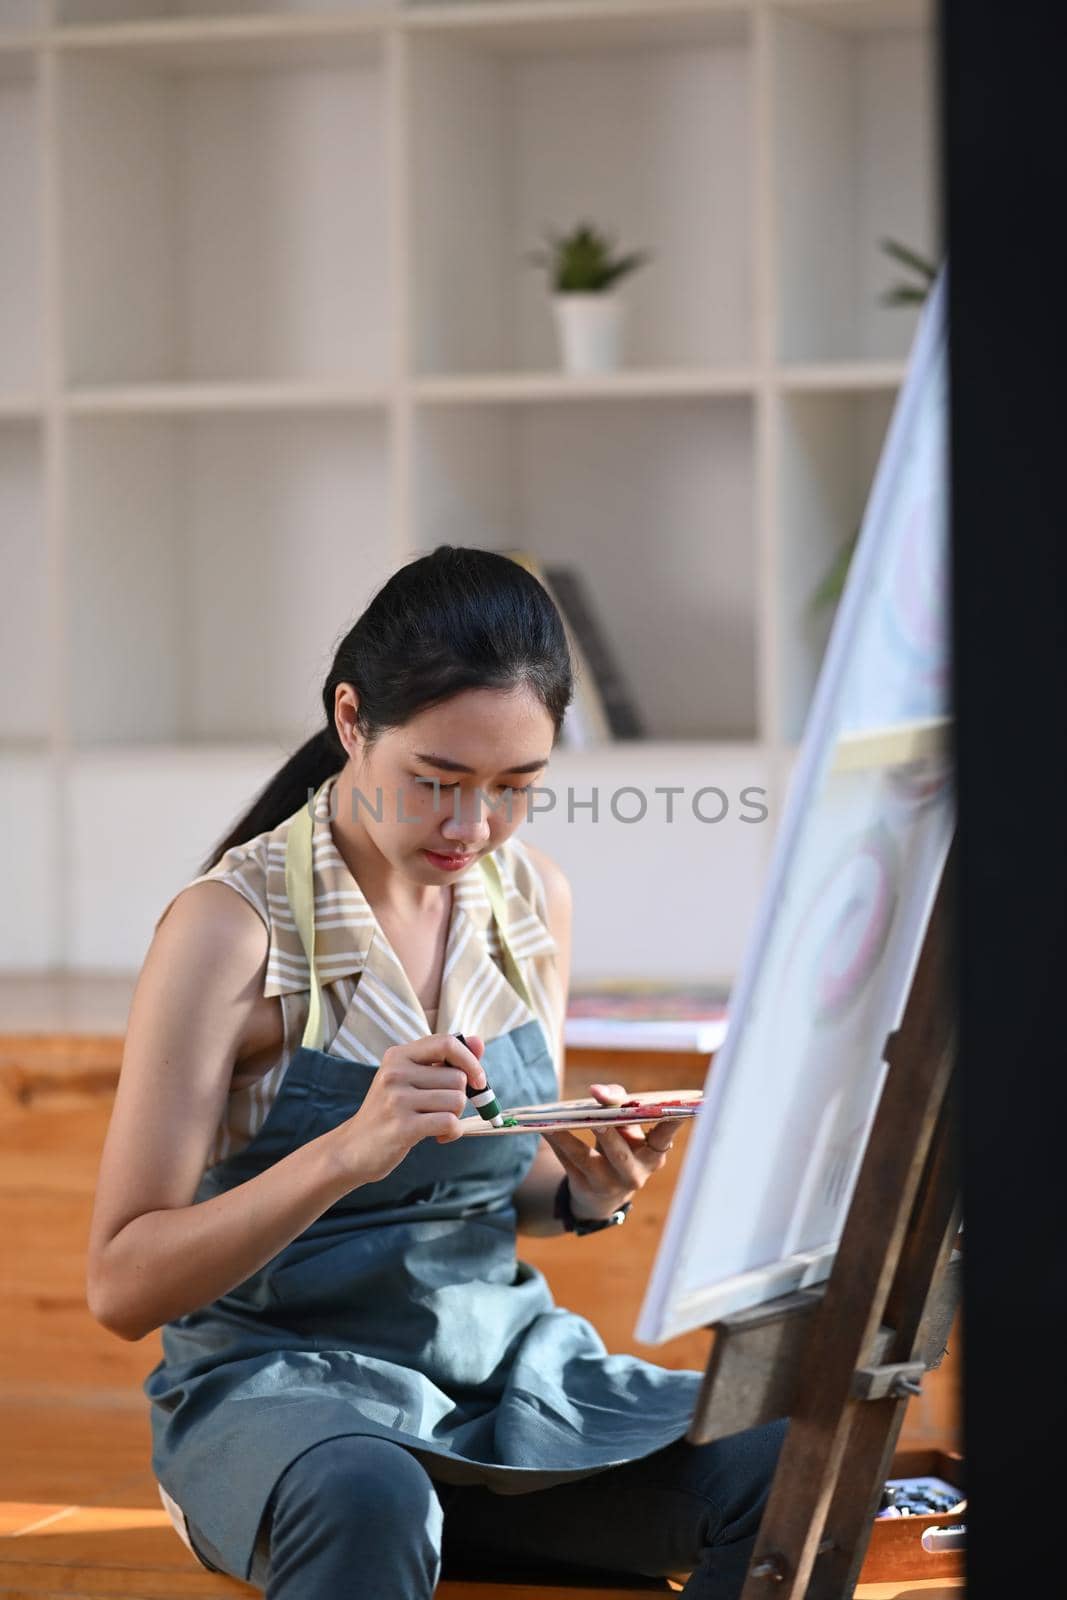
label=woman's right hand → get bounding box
[330,1033,488,1185]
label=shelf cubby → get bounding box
[0,421,50,748]
[408,3,754,377]
[58,28,391,388]
[0,50,43,403]
[771,0,939,365]
[64,409,392,747]
[0,751,58,969]
[0,3,47,37]
[414,392,758,741]
[773,383,897,742]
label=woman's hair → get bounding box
[198,545,574,872]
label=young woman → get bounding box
[87,545,785,1598]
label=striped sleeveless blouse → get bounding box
[154,773,564,1167]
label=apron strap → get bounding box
[285,782,327,1054]
[285,780,535,1052]
[477,852,536,1014]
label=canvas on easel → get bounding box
[631,273,957,1597]
[637,272,952,1343]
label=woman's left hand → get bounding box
[540,1083,686,1223]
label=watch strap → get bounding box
[553,1176,632,1236]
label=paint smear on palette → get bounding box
[783,826,899,1027]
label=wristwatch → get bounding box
[553,1176,632,1236]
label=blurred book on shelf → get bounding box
[502,548,614,748]
[543,563,645,739]
[564,981,730,1053]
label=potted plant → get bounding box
[525,221,651,375]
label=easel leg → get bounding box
[737,848,956,1600]
[809,1089,961,1598]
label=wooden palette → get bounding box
[456,1089,704,1137]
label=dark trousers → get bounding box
[187,1419,788,1599]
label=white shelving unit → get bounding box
[0,0,940,985]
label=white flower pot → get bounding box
[551,292,625,375]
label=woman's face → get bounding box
[338,685,554,883]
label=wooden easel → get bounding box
[686,837,960,1599]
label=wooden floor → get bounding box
[0,1006,963,1598]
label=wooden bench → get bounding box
[0,1018,960,1598]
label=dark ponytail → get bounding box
[198,545,573,873]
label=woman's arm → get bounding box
[513,847,571,1237]
[86,883,364,1342]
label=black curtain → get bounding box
[944,1,1067,1592]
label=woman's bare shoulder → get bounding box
[154,832,273,939]
[154,875,269,959]
[134,879,272,1071]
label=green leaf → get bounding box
[880,284,929,307]
[525,220,650,291]
[598,251,652,289]
[879,236,938,281]
[810,531,860,612]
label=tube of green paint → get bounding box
[457,1032,506,1127]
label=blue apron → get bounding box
[144,791,703,1581]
